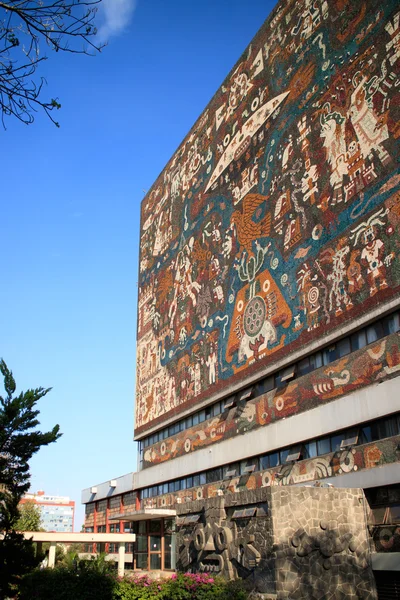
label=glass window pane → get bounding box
[164,551,172,570]
[212,402,221,417]
[198,410,206,423]
[186,476,193,489]
[150,553,161,570]
[298,357,311,377]
[360,425,372,444]
[314,352,323,369]
[149,520,161,533]
[256,376,274,395]
[193,474,200,487]
[305,441,317,458]
[351,329,367,351]
[137,535,148,552]
[185,415,192,428]
[138,521,146,534]
[280,448,290,464]
[199,473,206,485]
[379,416,398,439]
[370,422,380,441]
[382,312,400,335]
[179,420,185,432]
[192,413,199,426]
[206,468,222,483]
[367,324,382,344]
[136,553,148,569]
[269,452,279,468]
[330,434,342,452]
[205,407,212,419]
[337,338,351,358]
[150,536,161,551]
[388,504,400,524]
[317,437,331,455]
[168,482,175,493]
[259,455,269,470]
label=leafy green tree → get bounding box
[0,1,104,127]
[15,500,43,532]
[0,359,62,597]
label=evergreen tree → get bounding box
[15,500,43,532]
[0,359,61,597]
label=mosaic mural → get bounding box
[136,0,400,434]
[142,331,400,468]
[141,435,400,511]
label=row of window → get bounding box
[141,411,400,499]
[86,522,134,534]
[140,311,400,453]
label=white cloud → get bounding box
[97,0,137,41]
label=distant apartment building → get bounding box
[21,490,75,532]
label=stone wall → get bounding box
[175,487,377,600]
[271,487,375,600]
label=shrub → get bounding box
[18,566,116,600]
[18,568,248,600]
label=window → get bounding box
[256,376,275,395]
[340,429,359,449]
[366,322,383,344]
[109,524,120,533]
[206,468,222,484]
[317,436,331,455]
[305,441,317,458]
[223,396,235,410]
[351,329,367,351]
[238,387,253,401]
[286,445,303,462]
[240,459,257,474]
[198,410,206,423]
[279,448,290,464]
[336,337,351,358]
[298,357,312,377]
[212,402,222,416]
[223,463,239,479]
[269,452,280,468]
[330,433,342,453]
[382,312,400,335]
[192,413,199,426]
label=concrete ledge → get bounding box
[372,553,400,571]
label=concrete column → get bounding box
[48,542,57,568]
[118,542,125,577]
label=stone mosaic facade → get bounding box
[141,435,400,511]
[142,331,400,468]
[176,487,376,600]
[135,0,400,436]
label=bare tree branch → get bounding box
[0,0,105,127]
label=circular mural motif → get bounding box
[243,296,266,337]
[184,439,191,453]
[339,448,356,473]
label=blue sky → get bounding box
[1,0,277,529]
